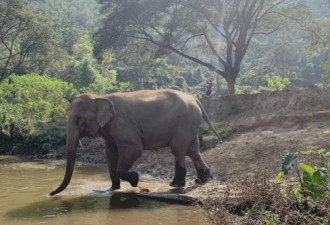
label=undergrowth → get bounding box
[199,149,330,225]
[200,175,329,225]
[199,125,237,150]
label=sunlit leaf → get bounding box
[293,187,300,196]
[274,171,283,183]
[300,163,315,176]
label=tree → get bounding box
[0,74,77,153]
[31,0,101,32]
[0,0,55,82]
[305,15,330,84]
[95,0,306,94]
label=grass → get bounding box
[199,124,237,150]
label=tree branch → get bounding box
[175,33,204,50]
[204,32,226,66]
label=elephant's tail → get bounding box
[196,99,223,143]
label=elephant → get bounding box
[49,89,222,196]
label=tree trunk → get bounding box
[226,79,235,95]
[215,75,221,96]
[224,69,239,95]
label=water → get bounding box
[0,156,206,225]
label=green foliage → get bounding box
[300,163,327,200]
[198,124,238,140]
[301,148,330,168]
[112,41,194,91]
[274,172,284,184]
[82,75,131,95]
[31,0,100,31]
[281,152,298,175]
[275,150,330,201]
[199,125,236,149]
[96,0,307,95]
[305,18,330,85]
[0,0,57,81]
[321,61,330,84]
[265,74,291,91]
[235,87,243,95]
[239,18,324,92]
[0,74,77,154]
[264,214,279,225]
[199,125,236,139]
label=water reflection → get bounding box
[5,194,172,219]
[109,194,140,209]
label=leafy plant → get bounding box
[275,151,329,200]
[265,74,291,91]
[0,74,77,154]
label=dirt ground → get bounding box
[58,86,330,200]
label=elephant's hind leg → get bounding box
[186,136,213,184]
[116,145,143,188]
[169,136,190,188]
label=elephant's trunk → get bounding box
[49,120,79,196]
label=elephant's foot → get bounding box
[109,175,120,191]
[170,163,186,188]
[195,168,213,184]
[118,171,139,187]
[127,171,139,187]
[107,184,120,192]
[169,180,185,188]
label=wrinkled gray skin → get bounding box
[50,89,222,196]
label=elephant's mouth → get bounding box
[81,129,101,138]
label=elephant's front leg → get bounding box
[105,142,120,191]
[170,159,186,187]
[116,144,143,188]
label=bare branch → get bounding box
[204,32,226,66]
[257,0,287,20]
[175,33,204,50]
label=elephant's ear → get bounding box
[95,98,115,128]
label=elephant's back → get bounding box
[113,89,202,125]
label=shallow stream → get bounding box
[0,156,206,225]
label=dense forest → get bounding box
[1,0,330,153]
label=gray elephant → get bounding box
[50,89,221,196]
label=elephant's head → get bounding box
[49,94,115,196]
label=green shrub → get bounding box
[265,74,291,91]
[0,74,77,154]
[42,143,52,151]
[275,151,329,201]
[82,72,131,95]
[199,125,237,149]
